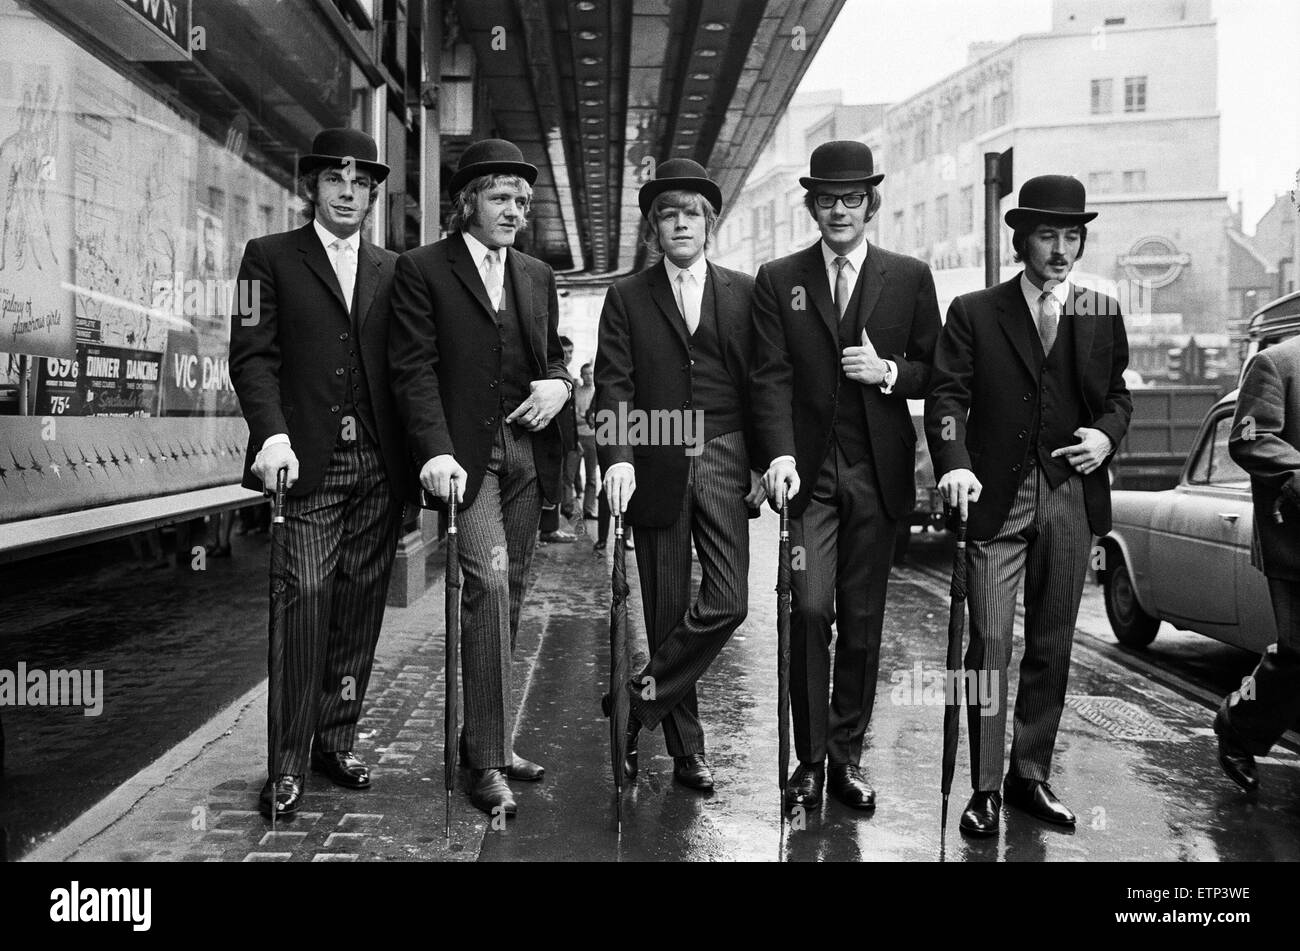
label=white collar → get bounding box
[663,255,708,285]
[314,220,360,255]
[462,229,506,269]
[1020,271,1071,315]
[821,238,868,274]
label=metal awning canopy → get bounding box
[450,0,845,280]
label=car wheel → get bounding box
[1103,557,1160,647]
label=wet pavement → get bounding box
[6,512,1300,862]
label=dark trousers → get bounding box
[455,421,541,769]
[578,433,600,517]
[965,463,1091,791]
[628,431,750,756]
[789,439,896,767]
[1221,577,1300,754]
[272,434,404,776]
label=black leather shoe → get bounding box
[1214,709,1259,793]
[601,692,641,780]
[1003,776,1075,826]
[508,753,545,782]
[959,790,1001,836]
[259,774,304,818]
[828,763,876,811]
[673,754,714,791]
[469,768,517,816]
[784,761,824,809]
[310,750,370,789]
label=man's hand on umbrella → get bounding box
[605,463,635,514]
[506,379,569,431]
[937,468,982,521]
[254,442,298,490]
[1051,427,1113,475]
[763,457,800,507]
[421,454,467,503]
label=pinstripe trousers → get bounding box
[272,433,404,776]
[455,420,541,770]
[628,430,750,757]
[965,461,1091,791]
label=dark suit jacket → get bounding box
[387,231,568,511]
[1230,335,1300,581]
[749,240,941,520]
[228,223,411,499]
[924,276,1132,541]
[593,260,757,528]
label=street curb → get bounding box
[23,683,265,862]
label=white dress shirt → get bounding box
[1019,271,1071,329]
[663,255,708,334]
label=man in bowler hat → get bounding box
[1214,333,1300,793]
[230,128,412,818]
[925,174,1131,836]
[751,141,941,811]
[388,139,570,817]
[595,159,764,790]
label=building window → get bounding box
[960,186,974,234]
[1090,78,1113,114]
[936,194,949,240]
[913,202,927,248]
[1088,172,1115,194]
[893,210,905,248]
[958,107,974,141]
[991,91,1009,127]
[1123,169,1147,192]
[914,124,929,162]
[1124,76,1147,112]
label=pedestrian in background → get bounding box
[1215,333,1300,793]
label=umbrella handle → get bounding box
[448,476,458,532]
[273,468,288,524]
[614,512,623,541]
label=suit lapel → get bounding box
[996,278,1038,377]
[296,224,349,314]
[648,262,691,351]
[355,240,381,328]
[448,232,497,322]
[800,242,840,341]
[505,247,544,368]
[852,248,886,338]
[1070,284,1097,381]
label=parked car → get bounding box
[1098,391,1277,651]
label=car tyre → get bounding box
[1103,557,1160,647]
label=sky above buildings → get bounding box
[798,0,1299,229]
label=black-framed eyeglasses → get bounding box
[814,192,868,209]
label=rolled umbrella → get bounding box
[267,468,289,833]
[608,513,631,834]
[443,481,461,839]
[940,512,970,840]
[776,495,792,824]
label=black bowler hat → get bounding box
[448,138,538,196]
[799,140,884,189]
[638,159,723,217]
[298,128,389,182]
[1004,175,1097,228]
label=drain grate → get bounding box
[1064,695,1186,742]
